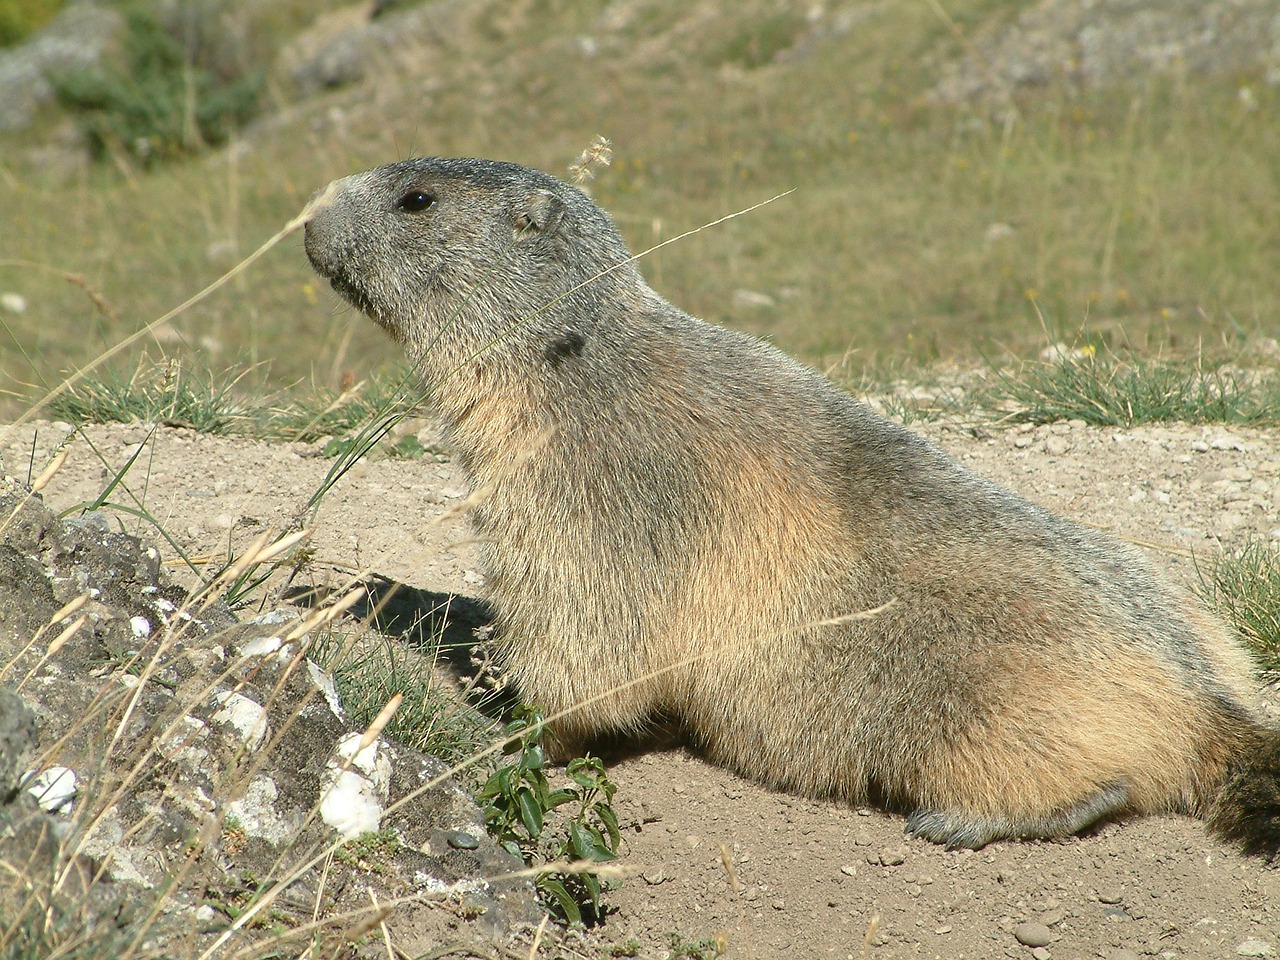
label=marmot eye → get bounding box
[396,190,436,212]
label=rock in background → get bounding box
[933,0,1280,107]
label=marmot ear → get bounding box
[513,189,565,239]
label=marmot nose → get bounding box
[302,175,356,227]
[302,212,334,273]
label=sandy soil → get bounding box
[2,413,1278,960]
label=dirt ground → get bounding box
[2,412,1278,960]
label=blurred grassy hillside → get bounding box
[1,0,1277,411]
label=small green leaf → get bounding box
[595,804,622,851]
[582,870,602,907]
[517,786,543,838]
[522,742,546,771]
[538,876,582,925]
[568,821,595,860]
[545,787,577,809]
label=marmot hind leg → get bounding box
[905,781,1131,850]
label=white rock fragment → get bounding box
[129,616,152,638]
[731,288,776,310]
[82,810,152,887]
[227,776,297,845]
[165,715,210,767]
[413,872,489,896]
[211,691,268,751]
[238,635,284,658]
[25,766,77,812]
[320,732,392,839]
[307,661,345,720]
[249,609,296,626]
[1039,342,1092,362]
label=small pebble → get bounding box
[1031,949,1051,960]
[839,864,857,877]
[878,846,907,867]
[1014,922,1053,948]
[1039,908,1066,926]
[1097,889,1123,904]
[1237,940,1275,958]
[445,830,479,850]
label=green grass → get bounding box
[44,358,253,433]
[30,356,434,445]
[1199,541,1280,674]
[311,629,495,767]
[985,351,1280,427]
[1,0,1277,412]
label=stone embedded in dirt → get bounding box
[1097,888,1124,904]
[1014,921,1054,947]
[1039,908,1067,926]
[1237,939,1275,958]
[446,829,481,850]
[1108,950,1141,960]
[1030,948,1051,960]
[876,845,908,866]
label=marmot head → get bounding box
[304,157,639,368]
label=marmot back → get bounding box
[305,156,1280,858]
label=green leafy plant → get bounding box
[665,932,723,959]
[478,707,621,925]
[334,828,402,874]
[49,2,263,163]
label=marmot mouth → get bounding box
[325,270,375,316]
[325,271,402,339]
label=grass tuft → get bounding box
[1199,540,1280,675]
[46,359,251,434]
[986,352,1280,427]
[36,357,437,450]
[311,628,494,767]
